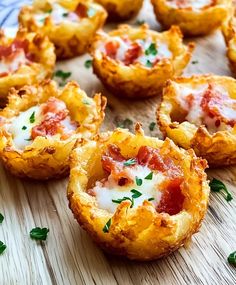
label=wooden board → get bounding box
[0,1,236,284]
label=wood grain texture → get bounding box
[0,0,236,284]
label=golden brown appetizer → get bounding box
[158,75,236,166]
[0,80,106,180]
[68,125,209,260]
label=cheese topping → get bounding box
[175,83,236,133]
[93,164,164,213]
[167,0,214,9]
[5,97,77,150]
[102,37,172,67]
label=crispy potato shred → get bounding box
[67,125,209,260]
[158,75,236,166]
[0,80,106,179]
[0,28,55,104]
[151,0,232,36]
[19,0,107,59]
[91,24,194,99]
[95,0,143,20]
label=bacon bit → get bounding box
[157,177,185,215]
[0,72,8,77]
[31,97,76,140]
[186,93,194,109]
[75,3,88,18]
[105,41,120,59]
[123,42,142,65]
[0,39,30,59]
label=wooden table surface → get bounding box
[0,1,236,284]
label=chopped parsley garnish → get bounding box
[131,189,142,198]
[228,251,236,265]
[103,218,111,233]
[29,111,35,123]
[146,60,152,68]
[135,177,142,186]
[63,12,69,17]
[149,122,156,131]
[84,59,92,68]
[192,60,199,64]
[123,158,136,166]
[145,43,157,56]
[54,70,72,81]
[0,241,6,254]
[112,197,134,207]
[0,213,4,224]
[82,99,90,105]
[148,197,155,201]
[30,227,49,241]
[87,7,96,17]
[46,9,52,14]
[145,172,153,180]
[117,118,133,129]
[24,138,32,141]
[209,178,233,202]
[135,19,145,25]
[22,126,27,130]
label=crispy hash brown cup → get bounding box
[0,80,106,180]
[158,75,236,166]
[95,0,143,20]
[68,125,209,260]
[91,24,194,99]
[19,0,107,59]
[151,0,232,36]
[0,28,55,105]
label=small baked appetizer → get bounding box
[0,80,106,180]
[91,24,194,99]
[68,125,209,260]
[0,28,55,105]
[151,0,232,36]
[19,0,107,59]
[158,75,236,166]
[95,0,143,20]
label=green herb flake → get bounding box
[54,70,72,81]
[112,197,134,207]
[30,227,49,241]
[192,60,198,64]
[145,43,157,56]
[84,59,92,68]
[135,19,145,25]
[123,158,136,166]
[87,7,96,17]
[82,99,90,105]
[46,9,52,14]
[209,178,233,202]
[0,213,4,224]
[24,138,32,141]
[228,251,236,265]
[131,189,142,199]
[149,122,156,131]
[146,60,153,68]
[103,218,111,233]
[0,241,6,255]
[135,176,142,186]
[63,12,69,17]
[148,197,155,201]
[29,111,35,124]
[145,172,153,180]
[22,126,27,130]
[117,118,133,129]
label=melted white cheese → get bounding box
[93,165,164,213]
[0,49,29,74]
[167,0,213,9]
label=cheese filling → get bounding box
[102,37,172,67]
[93,164,164,213]
[167,0,214,9]
[175,83,236,133]
[5,98,77,150]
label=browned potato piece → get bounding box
[95,0,143,20]
[91,24,194,99]
[68,125,209,260]
[19,0,107,59]
[151,0,232,36]
[158,75,236,166]
[0,80,106,180]
[0,28,55,105]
